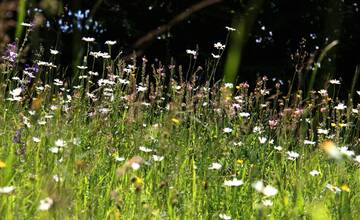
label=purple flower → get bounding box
[2,42,17,65]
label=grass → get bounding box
[0,29,360,220]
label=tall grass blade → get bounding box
[15,0,26,39]
[307,40,338,96]
[223,0,265,84]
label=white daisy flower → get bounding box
[287,151,299,160]
[0,186,16,194]
[55,139,66,147]
[131,162,141,170]
[105,40,117,45]
[82,37,95,42]
[139,146,153,153]
[214,42,225,50]
[152,155,164,162]
[329,79,341,85]
[38,197,54,211]
[262,199,273,206]
[208,162,222,170]
[49,147,59,154]
[32,137,41,143]
[219,213,232,220]
[304,140,316,145]
[223,127,233,133]
[259,137,267,144]
[50,49,59,55]
[309,170,320,176]
[186,49,197,56]
[262,185,278,197]
[224,178,243,187]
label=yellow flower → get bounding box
[331,123,336,127]
[0,160,6,168]
[132,176,144,187]
[171,118,181,125]
[236,159,244,165]
[341,184,350,192]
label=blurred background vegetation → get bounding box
[0,0,359,94]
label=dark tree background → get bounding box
[2,0,360,92]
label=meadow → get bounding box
[0,26,360,219]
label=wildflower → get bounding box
[326,183,341,193]
[354,155,360,164]
[82,37,95,42]
[55,139,66,147]
[116,156,144,176]
[339,146,355,157]
[77,65,88,70]
[225,26,236,31]
[90,51,111,59]
[287,151,299,160]
[186,49,197,56]
[211,53,220,59]
[49,147,59,154]
[334,103,346,110]
[259,137,267,144]
[139,146,153,153]
[171,118,181,125]
[105,40,117,45]
[262,199,273,207]
[89,71,98,76]
[317,128,329,135]
[115,156,125,162]
[253,126,262,133]
[224,178,243,187]
[0,160,5,168]
[309,170,320,176]
[320,141,341,160]
[54,79,63,86]
[50,49,59,55]
[252,180,278,197]
[233,142,243,147]
[263,185,278,197]
[38,61,57,68]
[252,180,264,192]
[340,184,350,192]
[304,140,316,145]
[223,127,233,133]
[318,89,328,96]
[224,83,233,88]
[0,186,16,194]
[274,146,283,151]
[208,162,222,170]
[329,79,341,85]
[219,213,232,220]
[38,197,54,211]
[52,175,62,182]
[236,159,244,165]
[10,87,22,97]
[152,155,164,162]
[214,42,225,50]
[99,108,111,114]
[131,162,140,170]
[137,86,147,92]
[32,137,41,143]
[2,42,17,64]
